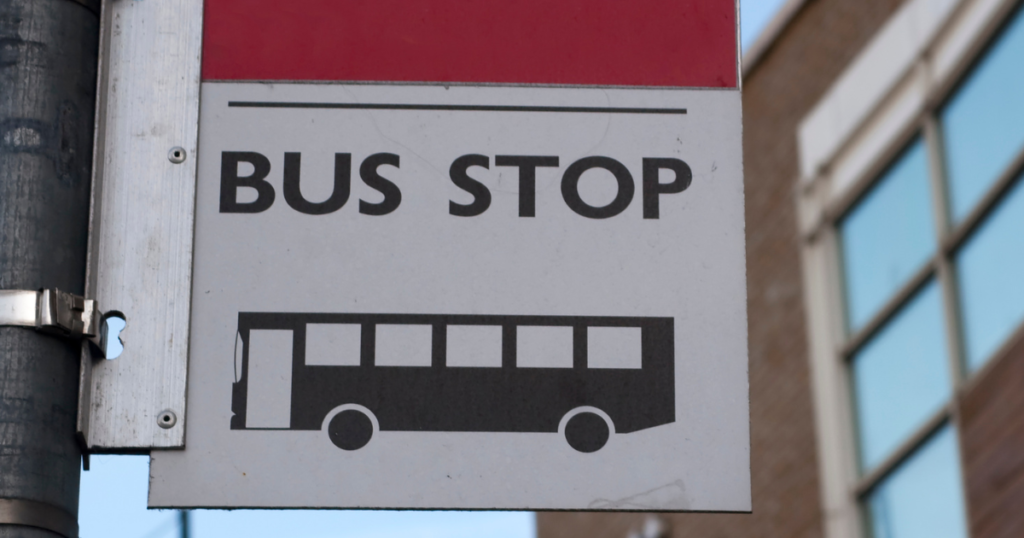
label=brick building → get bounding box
[538,0,1024,537]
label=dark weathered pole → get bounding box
[0,0,100,536]
[178,511,190,538]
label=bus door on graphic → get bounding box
[231,313,675,452]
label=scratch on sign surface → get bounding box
[587,479,690,510]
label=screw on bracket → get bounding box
[157,410,178,429]
[168,147,186,164]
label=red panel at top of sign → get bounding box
[201,0,738,88]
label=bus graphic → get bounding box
[230,313,675,452]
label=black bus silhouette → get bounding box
[230,313,675,452]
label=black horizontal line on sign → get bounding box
[227,101,687,115]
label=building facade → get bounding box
[537,0,1024,536]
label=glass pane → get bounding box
[957,174,1024,371]
[867,425,968,538]
[840,139,936,332]
[852,282,951,471]
[941,4,1024,222]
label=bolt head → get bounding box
[157,410,178,429]
[168,147,186,164]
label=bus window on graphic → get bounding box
[375,324,432,367]
[306,324,360,367]
[447,325,502,368]
[588,327,642,369]
[517,326,573,368]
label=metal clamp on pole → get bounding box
[0,289,109,356]
[0,498,78,538]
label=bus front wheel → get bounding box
[563,411,611,453]
[327,408,374,450]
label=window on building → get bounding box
[849,280,951,472]
[940,4,1024,223]
[941,2,1024,372]
[839,138,935,333]
[834,4,1024,536]
[865,425,967,538]
[955,176,1024,371]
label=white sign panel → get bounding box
[149,82,749,511]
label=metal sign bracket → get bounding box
[76,0,203,453]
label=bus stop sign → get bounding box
[149,0,749,512]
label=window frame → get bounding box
[797,0,1024,536]
[842,38,1024,538]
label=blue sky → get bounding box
[743,0,790,49]
[80,2,787,537]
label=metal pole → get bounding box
[0,0,100,536]
[178,511,190,538]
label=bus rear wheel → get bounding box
[327,409,374,450]
[564,411,610,453]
